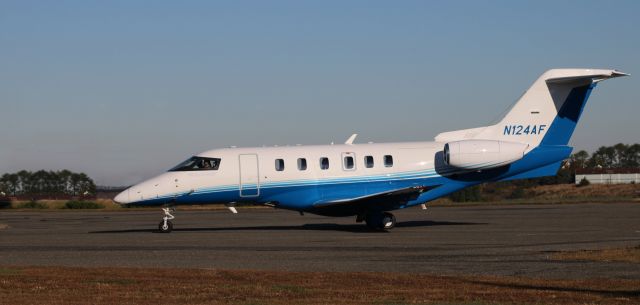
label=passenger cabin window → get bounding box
[364,155,374,168]
[320,157,329,170]
[169,156,221,171]
[384,155,394,167]
[275,159,285,171]
[297,158,307,171]
[343,156,354,170]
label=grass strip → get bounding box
[0,266,638,305]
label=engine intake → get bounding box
[443,140,528,170]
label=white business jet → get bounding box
[114,69,628,232]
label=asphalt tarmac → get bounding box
[1,203,639,279]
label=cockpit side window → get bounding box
[169,156,221,171]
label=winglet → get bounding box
[345,133,358,145]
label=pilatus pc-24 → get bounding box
[115,69,628,232]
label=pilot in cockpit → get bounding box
[199,159,212,169]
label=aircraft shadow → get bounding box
[463,279,640,298]
[89,220,486,234]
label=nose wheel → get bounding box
[158,207,175,233]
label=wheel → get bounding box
[158,219,173,233]
[381,212,396,230]
[365,212,396,231]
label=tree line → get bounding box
[538,143,640,185]
[0,170,96,198]
[570,143,640,169]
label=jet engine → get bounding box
[443,140,528,170]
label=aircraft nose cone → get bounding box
[114,188,130,204]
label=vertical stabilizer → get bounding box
[435,69,628,149]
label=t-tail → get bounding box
[436,69,628,178]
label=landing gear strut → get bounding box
[158,207,175,233]
[363,211,396,231]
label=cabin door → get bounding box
[239,154,260,197]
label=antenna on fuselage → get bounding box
[344,133,358,145]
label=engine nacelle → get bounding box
[443,140,528,170]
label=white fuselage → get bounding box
[116,141,447,212]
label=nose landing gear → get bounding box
[158,207,175,233]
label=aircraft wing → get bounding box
[309,185,439,217]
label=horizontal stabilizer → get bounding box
[546,70,629,84]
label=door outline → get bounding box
[239,154,260,197]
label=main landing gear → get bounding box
[359,211,396,231]
[158,207,175,233]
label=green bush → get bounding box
[17,201,48,209]
[577,177,591,187]
[63,200,104,209]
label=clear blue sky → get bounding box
[1,1,638,186]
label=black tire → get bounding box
[158,219,173,233]
[365,212,395,231]
[381,212,396,230]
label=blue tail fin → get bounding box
[541,83,595,145]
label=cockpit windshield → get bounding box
[169,156,221,171]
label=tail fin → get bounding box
[436,69,628,149]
